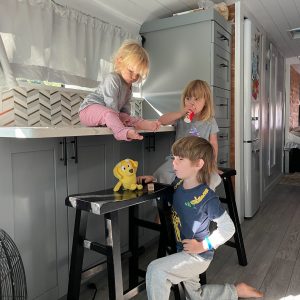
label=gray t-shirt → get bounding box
[79,72,132,114]
[175,117,219,141]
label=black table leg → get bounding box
[129,205,139,288]
[105,212,123,300]
[67,209,88,300]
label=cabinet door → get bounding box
[142,21,212,118]
[143,132,175,175]
[66,136,118,270]
[0,138,68,300]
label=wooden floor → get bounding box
[80,182,300,300]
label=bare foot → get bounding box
[137,120,160,131]
[127,129,143,140]
[235,283,263,298]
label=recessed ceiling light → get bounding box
[287,27,300,39]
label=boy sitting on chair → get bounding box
[138,136,263,300]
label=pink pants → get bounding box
[79,104,142,141]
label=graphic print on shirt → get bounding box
[189,126,201,137]
[173,179,183,190]
[185,188,209,207]
[172,184,210,243]
[171,209,182,242]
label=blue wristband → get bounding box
[205,237,213,250]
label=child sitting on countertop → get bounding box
[79,40,160,141]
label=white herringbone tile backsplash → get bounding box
[0,87,86,126]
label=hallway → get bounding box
[207,177,300,299]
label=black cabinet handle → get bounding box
[220,63,228,68]
[60,138,67,166]
[145,134,155,152]
[70,137,78,164]
[218,135,228,139]
[219,34,229,41]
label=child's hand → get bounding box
[181,106,194,117]
[182,239,206,254]
[136,175,155,184]
[136,120,160,131]
[151,120,161,131]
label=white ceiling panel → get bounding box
[243,0,300,58]
[278,0,300,29]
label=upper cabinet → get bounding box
[140,8,232,167]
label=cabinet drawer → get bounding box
[213,87,230,127]
[212,21,231,53]
[218,127,230,146]
[218,145,230,168]
[211,44,231,90]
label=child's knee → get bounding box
[104,109,119,118]
[147,259,163,277]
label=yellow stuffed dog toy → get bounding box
[113,159,143,192]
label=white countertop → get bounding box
[0,125,175,138]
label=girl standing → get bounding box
[154,79,221,190]
[79,40,160,141]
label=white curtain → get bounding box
[0,0,140,87]
[0,34,18,87]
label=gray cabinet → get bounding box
[0,136,118,300]
[0,132,174,300]
[140,8,231,167]
[0,138,67,300]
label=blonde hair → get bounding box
[114,40,150,80]
[181,80,214,121]
[172,136,217,185]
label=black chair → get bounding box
[199,167,247,286]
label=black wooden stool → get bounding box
[199,167,248,286]
[219,167,247,265]
[65,183,173,300]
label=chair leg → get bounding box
[199,272,207,285]
[156,194,175,258]
[223,176,248,266]
[171,283,185,300]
